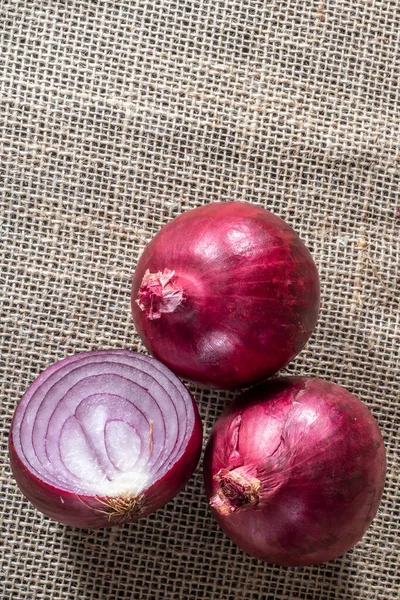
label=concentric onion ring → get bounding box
[9,350,202,528]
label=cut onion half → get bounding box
[9,350,203,528]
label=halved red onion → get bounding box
[9,350,202,528]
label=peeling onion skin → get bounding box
[131,202,320,390]
[203,377,386,566]
[8,351,203,529]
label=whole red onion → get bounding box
[9,350,202,528]
[203,377,386,566]
[131,202,320,390]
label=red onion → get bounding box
[9,350,202,529]
[131,202,320,390]
[203,377,386,566]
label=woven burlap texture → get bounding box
[1,1,399,599]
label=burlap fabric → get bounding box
[1,1,399,598]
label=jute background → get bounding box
[1,1,399,599]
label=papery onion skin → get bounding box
[203,377,386,566]
[8,350,203,529]
[131,202,320,390]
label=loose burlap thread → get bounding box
[1,1,399,599]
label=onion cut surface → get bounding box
[131,202,320,390]
[203,377,386,566]
[9,350,202,528]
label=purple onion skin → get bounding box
[131,202,320,390]
[203,377,386,566]
[9,415,202,529]
[8,446,112,529]
[8,351,203,529]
